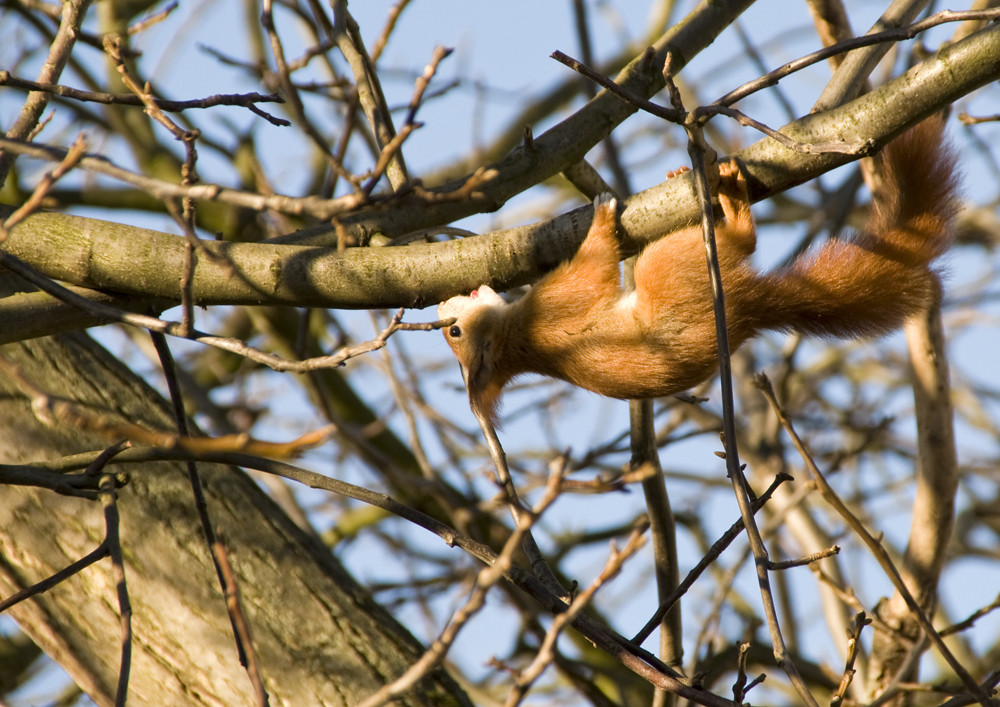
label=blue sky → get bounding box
[4,1,999,702]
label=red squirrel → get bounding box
[439,119,958,424]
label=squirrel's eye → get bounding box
[448,325,462,338]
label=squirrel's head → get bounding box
[439,285,509,423]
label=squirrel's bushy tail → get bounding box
[754,117,959,340]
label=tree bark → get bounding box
[0,331,470,707]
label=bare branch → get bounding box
[1,133,87,234]
[755,373,993,705]
[0,71,288,124]
[0,0,92,183]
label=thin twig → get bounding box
[553,49,857,155]
[126,1,178,35]
[214,531,269,707]
[0,71,288,125]
[402,45,453,129]
[331,0,408,190]
[410,166,498,202]
[633,473,791,644]
[104,37,212,335]
[831,612,871,707]
[94,444,132,707]
[260,0,346,181]
[0,0,92,184]
[940,593,1000,637]
[767,546,840,570]
[732,642,765,705]
[755,373,994,705]
[362,121,422,195]
[0,351,339,463]
[551,48,682,123]
[811,565,903,639]
[938,670,1000,707]
[356,468,564,707]
[1,132,87,235]
[694,105,859,154]
[369,0,414,64]
[149,333,270,706]
[664,51,820,707]
[360,43,451,195]
[471,403,569,601]
[714,9,1000,108]
[0,543,109,613]
[507,526,648,707]
[0,135,370,219]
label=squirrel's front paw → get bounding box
[593,192,617,212]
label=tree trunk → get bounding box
[0,331,470,707]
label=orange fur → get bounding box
[439,119,958,423]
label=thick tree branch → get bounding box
[2,20,998,329]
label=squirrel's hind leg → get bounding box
[715,160,756,258]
